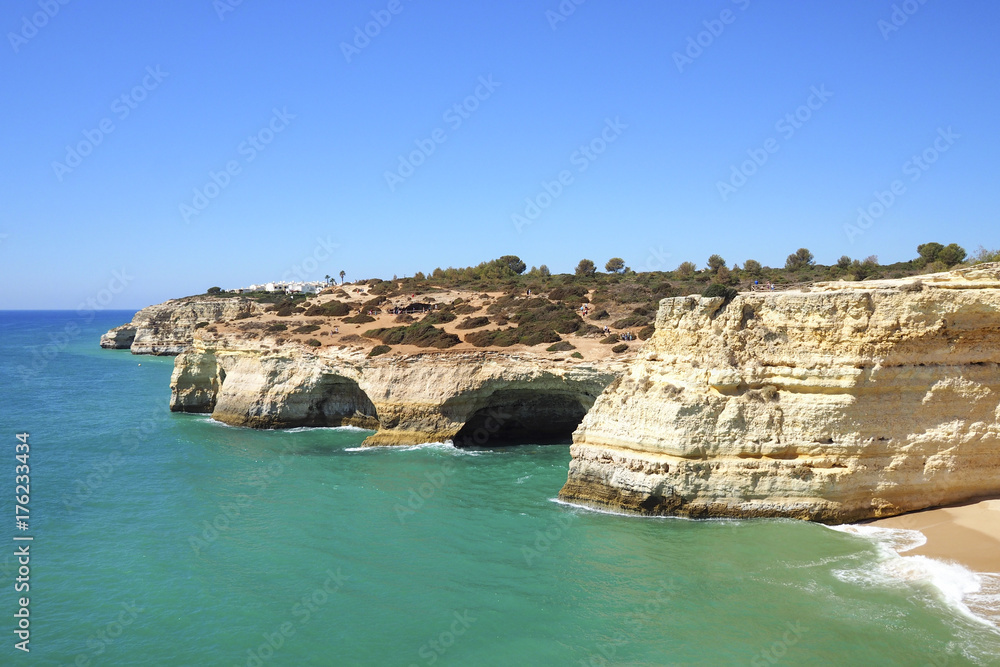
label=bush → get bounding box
[305,339,322,347]
[546,341,576,352]
[363,322,460,349]
[234,311,253,320]
[611,314,650,329]
[549,285,588,302]
[570,352,584,359]
[304,301,351,317]
[600,335,620,344]
[368,345,391,357]
[266,323,287,332]
[207,286,222,294]
[421,310,456,325]
[638,324,656,340]
[589,309,610,320]
[292,324,321,334]
[194,321,208,329]
[344,314,376,324]
[702,283,739,302]
[454,303,480,314]
[612,343,629,354]
[455,316,490,329]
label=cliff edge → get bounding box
[559,264,1000,524]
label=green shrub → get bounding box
[363,322,460,349]
[611,314,650,329]
[548,285,588,302]
[292,324,321,334]
[368,345,391,357]
[638,324,656,340]
[266,323,287,332]
[589,309,609,320]
[612,343,629,354]
[570,352,584,359]
[305,338,322,347]
[344,314,376,324]
[194,321,208,329]
[304,301,351,317]
[546,341,576,352]
[455,316,490,330]
[421,310,456,325]
[702,283,739,302]
[234,311,253,319]
[453,303,480,315]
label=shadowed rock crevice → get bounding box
[453,389,590,446]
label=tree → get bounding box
[785,248,815,271]
[605,257,625,274]
[743,259,762,276]
[207,286,222,294]
[538,265,551,277]
[575,259,597,276]
[716,266,732,284]
[837,255,851,269]
[339,270,346,284]
[498,255,527,275]
[937,243,967,267]
[917,242,945,266]
[707,254,726,271]
[676,261,696,278]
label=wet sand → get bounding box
[870,499,1000,573]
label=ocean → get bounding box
[1,310,998,666]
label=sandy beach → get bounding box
[870,499,1000,574]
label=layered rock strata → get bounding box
[100,297,264,355]
[170,338,621,447]
[559,265,1000,524]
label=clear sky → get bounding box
[2,0,997,309]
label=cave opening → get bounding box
[307,374,379,429]
[452,389,590,447]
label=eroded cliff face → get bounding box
[100,297,263,355]
[559,265,1000,524]
[170,337,622,447]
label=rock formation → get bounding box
[170,338,622,448]
[559,265,1000,524]
[100,297,264,355]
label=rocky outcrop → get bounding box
[559,265,1000,524]
[100,324,137,349]
[101,297,264,355]
[170,338,623,447]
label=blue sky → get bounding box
[2,0,997,309]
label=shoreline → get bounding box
[868,498,1000,574]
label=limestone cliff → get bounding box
[559,265,1000,524]
[100,297,264,355]
[170,336,622,447]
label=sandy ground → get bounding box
[869,499,1000,573]
[214,285,642,362]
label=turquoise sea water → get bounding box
[1,311,999,666]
